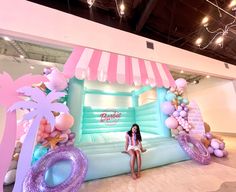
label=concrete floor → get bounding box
[80,136,236,192]
[4,136,236,192]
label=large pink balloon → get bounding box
[55,113,74,131]
[165,117,178,129]
[161,101,175,115]
[175,78,187,89]
[45,68,68,91]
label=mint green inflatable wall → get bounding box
[156,87,171,137]
[135,101,160,134]
[67,78,84,144]
[133,87,170,137]
[82,107,135,134]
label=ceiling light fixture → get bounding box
[229,0,236,8]
[180,70,184,74]
[3,36,11,41]
[192,80,199,84]
[20,55,24,58]
[196,0,236,49]
[87,0,95,8]
[87,0,125,17]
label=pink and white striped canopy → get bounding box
[63,46,175,88]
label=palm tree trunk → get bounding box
[0,110,16,192]
[13,115,42,192]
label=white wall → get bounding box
[186,77,236,134]
[84,81,133,108]
[1,0,236,80]
[0,55,62,79]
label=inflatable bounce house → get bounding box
[64,46,190,181]
[0,45,228,192]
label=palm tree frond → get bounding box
[17,87,46,102]
[50,103,69,113]
[47,91,66,102]
[8,101,37,112]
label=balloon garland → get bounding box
[201,132,228,158]
[161,78,192,137]
[4,67,87,191]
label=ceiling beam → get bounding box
[132,0,141,9]
[136,0,158,33]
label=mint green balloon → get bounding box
[165,92,176,101]
[182,98,189,105]
[177,96,183,102]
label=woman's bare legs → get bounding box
[135,150,141,178]
[127,150,136,179]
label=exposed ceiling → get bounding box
[28,0,236,65]
[0,37,205,84]
[0,39,71,64]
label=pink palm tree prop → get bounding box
[9,87,69,192]
[0,72,47,192]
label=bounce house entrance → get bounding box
[78,81,162,145]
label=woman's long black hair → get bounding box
[127,123,142,141]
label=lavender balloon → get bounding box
[177,106,183,112]
[172,111,180,117]
[207,146,214,154]
[205,132,213,140]
[223,150,228,157]
[23,146,88,192]
[219,142,225,150]
[180,110,187,117]
[161,101,175,115]
[177,134,211,165]
[211,139,220,149]
[214,149,224,158]
[184,107,189,112]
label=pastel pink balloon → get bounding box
[36,136,41,142]
[175,78,187,89]
[170,87,176,92]
[59,133,69,143]
[42,133,49,138]
[165,117,178,129]
[50,130,60,137]
[40,119,47,125]
[45,68,68,91]
[44,124,52,133]
[55,113,74,131]
[62,129,71,134]
[39,125,45,132]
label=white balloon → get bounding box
[4,169,16,185]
